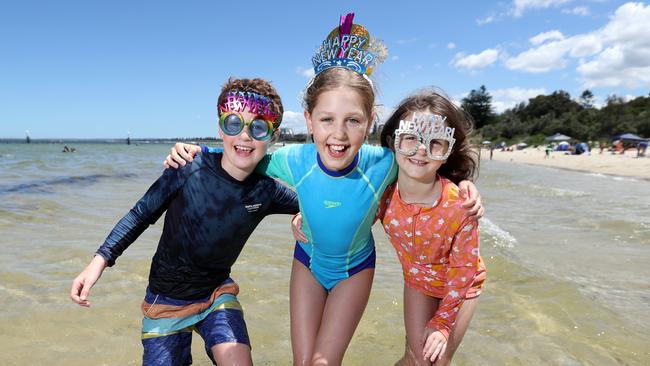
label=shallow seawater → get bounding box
[1,143,648,365]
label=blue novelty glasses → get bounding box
[219,112,275,141]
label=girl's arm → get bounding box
[374,183,395,223]
[163,143,297,187]
[164,143,203,168]
[426,216,480,340]
[458,180,485,220]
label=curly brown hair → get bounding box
[380,88,479,184]
[303,68,375,120]
[217,77,284,127]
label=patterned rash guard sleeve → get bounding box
[95,166,190,266]
[375,183,395,222]
[426,217,480,340]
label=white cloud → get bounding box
[447,42,456,49]
[281,111,307,133]
[396,37,417,45]
[490,87,547,113]
[296,67,315,79]
[452,49,499,70]
[505,41,569,72]
[562,6,589,16]
[568,34,602,57]
[529,30,564,45]
[511,0,572,17]
[477,15,496,25]
[504,2,650,88]
[391,55,400,61]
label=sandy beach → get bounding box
[482,147,650,180]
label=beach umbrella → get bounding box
[611,133,648,142]
[545,133,572,142]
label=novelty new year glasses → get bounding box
[393,113,456,161]
[219,112,274,141]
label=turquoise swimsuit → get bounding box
[207,144,396,290]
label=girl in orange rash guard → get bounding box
[376,89,486,366]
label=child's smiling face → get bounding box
[305,87,372,171]
[394,111,448,183]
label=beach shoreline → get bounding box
[481,148,650,181]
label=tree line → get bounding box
[462,85,650,146]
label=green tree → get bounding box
[462,85,494,129]
[579,89,595,109]
[518,90,580,121]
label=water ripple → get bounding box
[0,173,137,195]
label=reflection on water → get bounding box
[1,144,649,365]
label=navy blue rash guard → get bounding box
[95,152,299,300]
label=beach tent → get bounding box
[611,133,648,142]
[545,133,572,142]
[555,141,571,151]
[574,142,589,155]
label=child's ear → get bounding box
[304,110,313,134]
[269,129,280,144]
[366,111,377,137]
[217,123,225,139]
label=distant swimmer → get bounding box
[62,146,76,153]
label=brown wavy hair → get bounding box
[380,88,479,183]
[217,77,284,127]
[303,67,375,120]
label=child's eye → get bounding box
[320,117,333,123]
[346,118,361,124]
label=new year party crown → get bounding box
[311,13,387,77]
[218,91,281,128]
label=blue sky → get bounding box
[1,0,649,138]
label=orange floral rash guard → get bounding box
[379,178,486,340]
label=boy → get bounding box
[70,78,298,366]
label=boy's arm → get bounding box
[70,255,108,307]
[70,165,189,307]
[95,167,188,266]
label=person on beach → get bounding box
[381,90,485,365]
[293,90,485,365]
[163,14,484,365]
[70,78,299,366]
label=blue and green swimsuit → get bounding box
[205,144,397,290]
